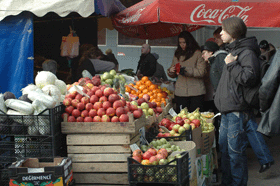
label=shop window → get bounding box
[98,29,106,45]
[118,32,146,46]
[148,36,178,47]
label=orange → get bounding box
[156,102,161,107]
[136,81,142,86]
[157,93,163,99]
[139,85,146,91]
[125,87,131,93]
[129,83,134,87]
[142,89,149,94]
[152,89,158,94]
[139,93,144,98]
[141,76,149,82]
[149,84,157,91]
[145,80,152,87]
[131,90,136,95]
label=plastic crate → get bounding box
[0,133,67,164]
[0,104,64,136]
[0,164,11,186]
[127,152,189,186]
[145,127,192,143]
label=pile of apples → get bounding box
[129,97,163,118]
[67,76,101,92]
[62,85,144,122]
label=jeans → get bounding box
[246,114,274,165]
[219,112,249,186]
[219,112,274,186]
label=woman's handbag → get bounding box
[60,27,80,58]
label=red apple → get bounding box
[156,153,165,160]
[75,94,83,101]
[99,96,108,103]
[123,106,129,114]
[101,115,110,122]
[157,133,164,138]
[163,133,171,137]
[81,97,90,105]
[68,91,77,99]
[84,116,93,122]
[89,109,97,117]
[151,102,157,108]
[143,94,150,102]
[85,103,93,111]
[108,94,120,103]
[95,89,103,97]
[91,86,99,94]
[184,118,191,124]
[156,107,163,113]
[67,116,76,122]
[129,104,138,111]
[142,151,153,160]
[86,90,94,97]
[106,107,116,117]
[111,116,119,122]
[137,98,146,106]
[116,107,125,117]
[93,102,102,110]
[133,110,142,119]
[168,123,175,131]
[65,106,74,115]
[81,110,89,118]
[77,102,85,111]
[119,114,129,122]
[102,101,112,110]
[72,109,81,118]
[97,108,106,117]
[113,100,123,109]
[63,98,72,106]
[100,85,107,92]
[103,87,114,97]
[149,156,159,165]
[90,95,99,104]
[147,148,157,156]
[93,116,101,122]
[192,119,201,127]
[76,116,84,122]
[71,99,79,108]
[147,102,153,108]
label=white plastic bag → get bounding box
[32,100,48,115]
[0,93,7,113]
[28,91,56,109]
[5,99,34,115]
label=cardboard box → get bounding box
[8,157,73,186]
[171,141,197,180]
[201,129,215,155]
[192,126,202,157]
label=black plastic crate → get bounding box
[0,164,11,186]
[127,152,189,186]
[0,104,64,136]
[145,127,192,143]
[0,133,67,164]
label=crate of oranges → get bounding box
[125,76,169,108]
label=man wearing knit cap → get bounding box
[201,41,227,91]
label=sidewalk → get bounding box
[247,135,280,185]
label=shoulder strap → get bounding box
[213,50,228,57]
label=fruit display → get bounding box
[128,145,188,185]
[171,108,215,133]
[100,70,126,86]
[125,76,170,107]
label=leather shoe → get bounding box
[259,161,274,173]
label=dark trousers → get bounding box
[174,95,204,113]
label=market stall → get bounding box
[0,0,125,98]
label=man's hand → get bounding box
[225,53,238,64]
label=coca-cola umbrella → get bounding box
[112,0,280,40]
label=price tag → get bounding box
[169,108,177,117]
[130,144,140,152]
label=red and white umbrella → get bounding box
[112,0,280,39]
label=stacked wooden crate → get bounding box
[61,114,146,185]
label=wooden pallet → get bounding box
[62,114,144,185]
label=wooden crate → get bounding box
[62,114,144,185]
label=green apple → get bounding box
[131,101,138,106]
[105,79,113,85]
[148,108,154,116]
[141,102,149,110]
[178,126,186,134]
[160,138,167,144]
[183,123,190,130]
[170,130,176,136]
[109,69,117,76]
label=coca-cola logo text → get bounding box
[190,4,252,24]
[120,8,146,24]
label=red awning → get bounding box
[112,0,280,39]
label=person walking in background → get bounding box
[151,52,168,82]
[136,44,157,79]
[259,40,276,64]
[105,48,119,71]
[214,17,274,186]
[213,27,226,50]
[167,31,206,113]
[258,49,280,137]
